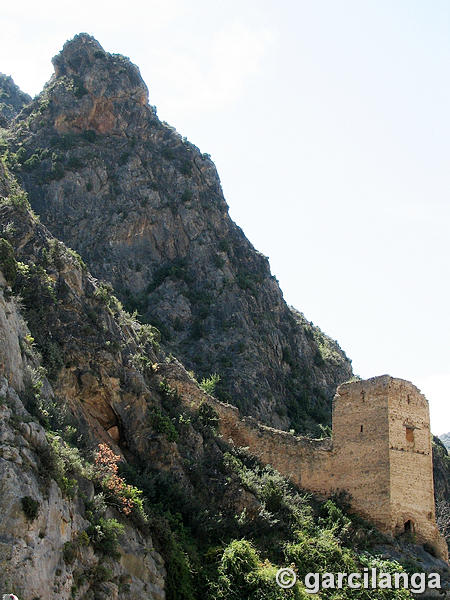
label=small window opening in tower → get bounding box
[405,426,414,443]
[360,425,363,433]
[404,519,414,534]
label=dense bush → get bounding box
[94,443,147,522]
[181,189,193,202]
[63,532,90,564]
[209,540,305,599]
[150,407,178,442]
[147,258,191,293]
[164,532,196,600]
[199,374,220,397]
[285,528,355,580]
[0,237,17,284]
[35,433,92,496]
[21,496,40,521]
[197,402,219,431]
[136,322,161,350]
[82,129,96,142]
[87,517,125,557]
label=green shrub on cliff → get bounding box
[199,373,220,396]
[150,406,179,442]
[21,496,39,521]
[87,517,124,557]
[0,237,17,284]
[208,539,306,599]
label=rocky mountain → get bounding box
[0,35,449,599]
[3,33,352,436]
[441,433,450,451]
[0,74,31,127]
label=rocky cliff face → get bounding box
[0,373,166,600]
[0,164,170,598]
[0,304,163,597]
[0,74,31,127]
[5,33,352,435]
[434,437,450,502]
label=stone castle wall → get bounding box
[159,365,448,562]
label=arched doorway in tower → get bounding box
[404,519,415,534]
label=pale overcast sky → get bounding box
[1,0,449,434]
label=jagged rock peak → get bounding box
[52,33,104,75]
[52,33,148,95]
[44,33,149,135]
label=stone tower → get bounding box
[332,375,448,561]
[162,366,448,561]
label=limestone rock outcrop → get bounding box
[0,260,166,599]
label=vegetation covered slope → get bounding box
[2,162,448,599]
[2,33,352,436]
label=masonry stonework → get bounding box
[159,366,448,562]
[332,377,447,561]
